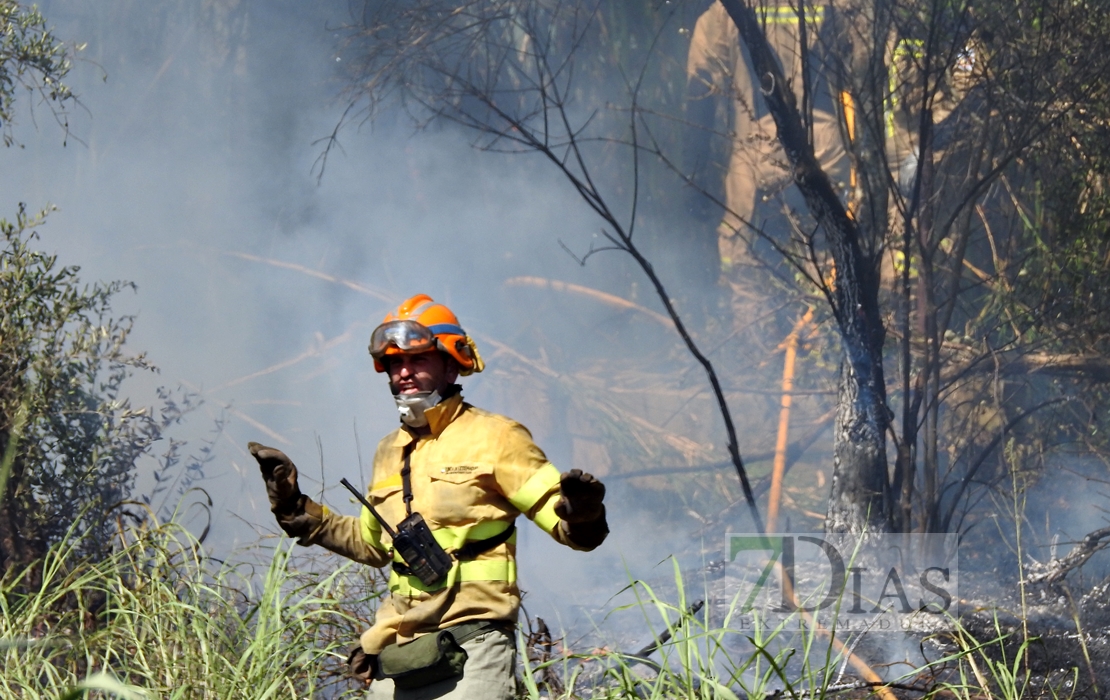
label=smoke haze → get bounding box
[5,0,1105,659]
[1,0,735,641]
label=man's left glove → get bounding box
[555,469,608,549]
[248,442,323,541]
[555,469,605,522]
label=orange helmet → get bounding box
[368,294,485,376]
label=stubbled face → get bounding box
[385,351,458,396]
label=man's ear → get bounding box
[443,355,461,385]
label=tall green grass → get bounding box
[518,558,865,700]
[1,519,1083,699]
[0,517,381,698]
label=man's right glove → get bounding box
[248,442,322,541]
[347,645,376,686]
[554,469,608,550]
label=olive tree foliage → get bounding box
[1,3,200,577]
[995,47,1110,497]
[1,0,75,146]
[680,0,1110,534]
[1020,121,1110,363]
[0,208,191,576]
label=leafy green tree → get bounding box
[0,207,176,576]
[1,0,75,146]
[2,3,190,578]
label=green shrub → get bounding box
[1,206,186,578]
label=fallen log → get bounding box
[1024,526,1110,585]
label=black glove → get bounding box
[555,469,605,524]
[555,470,608,549]
[249,442,321,540]
[248,442,302,514]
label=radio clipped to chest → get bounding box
[340,478,453,586]
[339,445,515,588]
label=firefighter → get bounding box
[249,294,609,699]
[684,0,850,318]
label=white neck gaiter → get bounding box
[393,390,442,428]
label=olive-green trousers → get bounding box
[366,628,516,700]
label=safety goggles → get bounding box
[368,320,440,358]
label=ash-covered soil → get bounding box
[952,574,1110,699]
[544,546,1110,699]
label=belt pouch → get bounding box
[377,630,468,690]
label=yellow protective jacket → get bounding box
[299,392,591,654]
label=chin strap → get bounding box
[393,390,442,427]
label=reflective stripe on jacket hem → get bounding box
[389,558,518,595]
[384,520,518,563]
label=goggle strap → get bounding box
[425,323,466,336]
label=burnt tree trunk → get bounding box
[719,0,892,533]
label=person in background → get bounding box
[684,0,849,322]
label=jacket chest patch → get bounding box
[440,465,479,476]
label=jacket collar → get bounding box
[393,391,466,446]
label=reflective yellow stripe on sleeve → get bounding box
[508,463,561,514]
[360,507,387,552]
[508,464,562,534]
[370,474,402,492]
[531,497,562,535]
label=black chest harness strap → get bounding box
[393,442,516,577]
